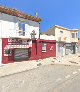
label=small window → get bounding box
[4,49,12,56]
[60,31,63,36]
[42,43,46,52]
[60,31,63,33]
[72,33,75,38]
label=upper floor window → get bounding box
[18,22,25,31]
[60,31,63,33]
[18,21,25,36]
[72,33,75,38]
[60,31,63,36]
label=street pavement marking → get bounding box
[78,69,80,71]
[65,75,70,79]
[73,71,77,74]
[56,78,62,82]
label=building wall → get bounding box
[56,42,66,57]
[44,27,55,36]
[24,20,39,39]
[1,38,56,64]
[40,35,55,40]
[0,13,17,38]
[55,27,71,43]
[2,38,14,64]
[29,40,37,60]
[78,45,80,53]
[0,13,39,39]
[0,38,2,64]
[41,42,56,59]
[40,35,56,59]
[55,27,78,43]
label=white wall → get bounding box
[0,13,17,38]
[55,27,78,43]
[40,35,55,40]
[0,13,39,39]
[0,38,2,65]
[55,27,71,43]
[25,20,39,39]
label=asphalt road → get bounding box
[0,64,80,92]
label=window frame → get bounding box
[18,22,25,31]
[72,33,75,38]
[42,43,47,52]
[18,21,26,36]
[60,31,63,33]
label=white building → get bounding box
[44,25,78,57]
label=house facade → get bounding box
[40,35,56,59]
[44,25,78,57]
[0,6,41,64]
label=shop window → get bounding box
[4,49,12,56]
[42,43,46,52]
[72,33,75,38]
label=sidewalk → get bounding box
[54,53,80,65]
[0,59,53,77]
[0,53,80,77]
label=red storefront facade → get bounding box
[2,38,56,64]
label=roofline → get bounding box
[0,6,42,22]
[68,29,79,32]
[54,25,68,30]
[53,25,79,31]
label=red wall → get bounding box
[41,42,56,59]
[2,38,56,64]
[29,40,37,60]
[2,38,14,64]
[30,39,56,60]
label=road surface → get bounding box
[0,64,80,92]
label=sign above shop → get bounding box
[66,44,71,46]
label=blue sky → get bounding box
[0,0,80,37]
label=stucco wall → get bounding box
[55,27,71,43]
[55,27,78,43]
[41,42,56,59]
[40,35,55,40]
